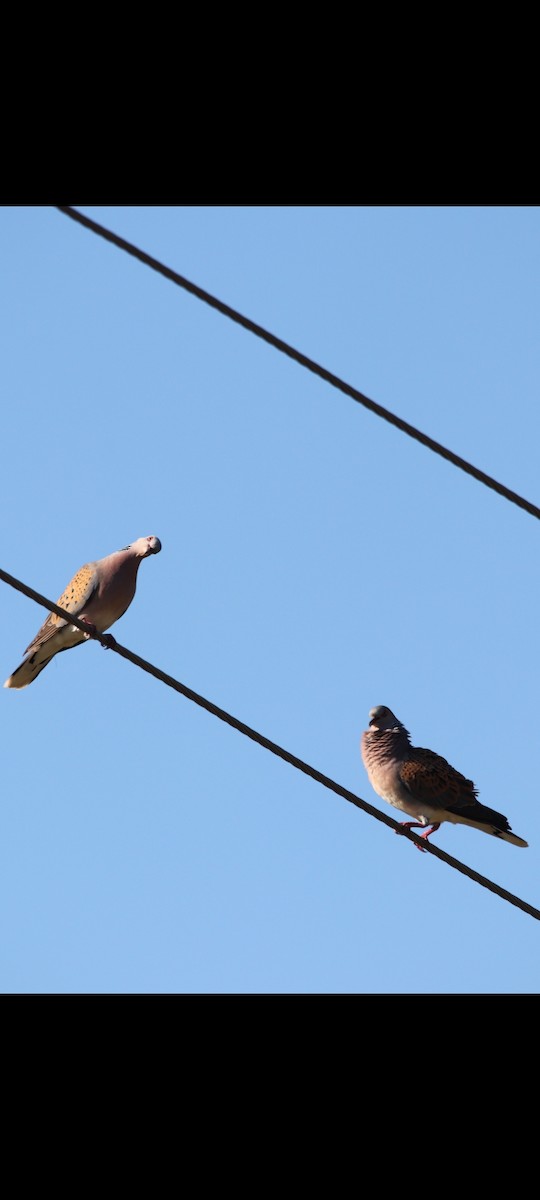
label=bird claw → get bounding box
[80,620,98,640]
[79,621,115,650]
[394,822,428,851]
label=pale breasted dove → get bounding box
[4,535,162,689]
[361,705,528,849]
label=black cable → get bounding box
[57,205,540,522]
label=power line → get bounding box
[2,563,538,923]
[57,205,540,523]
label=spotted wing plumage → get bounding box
[23,562,98,655]
[399,747,478,810]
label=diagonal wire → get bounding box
[57,205,540,522]
[1,564,538,923]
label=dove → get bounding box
[361,705,528,850]
[4,535,162,689]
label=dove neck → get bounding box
[368,724,410,761]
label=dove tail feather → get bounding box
[3,641,85,688]
[4,652,55,689]
[453,814,528,847]
[445,800,528,847]
[4,628,89,688]
[493,829,528,848]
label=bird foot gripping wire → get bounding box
[80,621,117,650]
[395,820,440,853]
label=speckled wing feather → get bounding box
[23,562,99,654]
[399,747,478,809]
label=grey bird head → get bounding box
[367,700,410,739]
[367,705,407,734]
[126,535,162,558]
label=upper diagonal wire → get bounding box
[57,205,540,522]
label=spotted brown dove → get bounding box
[361,705,528,849]
[4,535,162,689]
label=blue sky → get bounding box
[1,205,539,993]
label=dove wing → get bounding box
[23,562,98,654]
[399,746,478,810]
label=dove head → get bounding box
[128,536,162,558]
[368,705,403,732]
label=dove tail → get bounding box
[4,636,89,688]
[4,652,54,689]
[478,805,529,848]
[494,829,528,848]
[446,800,528,847]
